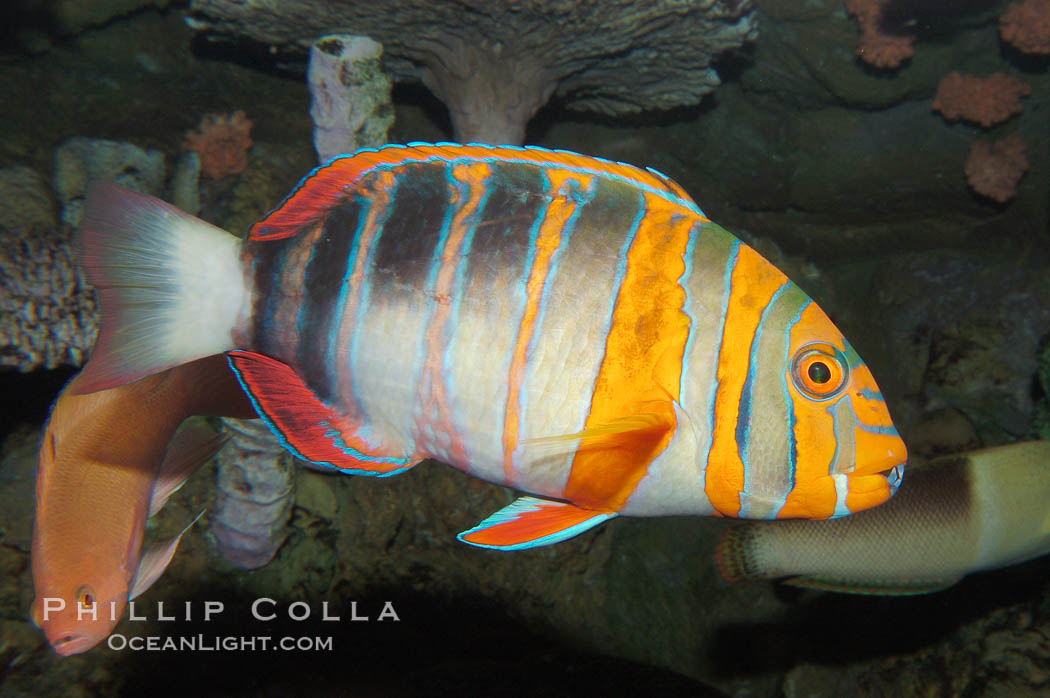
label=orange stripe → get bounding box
[563,196,694,510]
[501,170,590,483]
[419,162,491,464]
[334,170,397,407]
[705,245,792,517]
[273,222,325,355]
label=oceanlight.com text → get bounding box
[107,634,334,652]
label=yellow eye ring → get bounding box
[791,343,848,400]
[74,584,96,609]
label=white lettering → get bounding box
[377,601,400,622]
[203,600,224,621]
[288,601,310,621]
[42,598,65,622]
[252,597,276,621]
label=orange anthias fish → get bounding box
[31,355,255,656]
[74,143,907,551]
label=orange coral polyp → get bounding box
[182,110,254,180]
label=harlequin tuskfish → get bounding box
[715,441,1050,595]
[75,143,907,550]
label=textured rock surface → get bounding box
[0,225,96,372]
[188,0,757,144]
[308,35,394,162]
[53,137,165,227]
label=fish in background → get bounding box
[31,356,256,655]
[715,441,1050,595]
[73,143,907,550]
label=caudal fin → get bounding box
[75,183,250,392]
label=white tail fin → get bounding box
[75,182,250,393]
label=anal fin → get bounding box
[783,575,962,596]
[458,496,616,550]
[226,350,417,476]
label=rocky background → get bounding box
[1,0,1049,696]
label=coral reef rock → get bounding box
[0,225,96,372]
[53,137,165,227]
[0,166,57,232]
[868,251,1050,443]
[211,418,295,569]
[188,0,757,145]
[309,34,393,163]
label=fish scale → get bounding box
[75,143,908,550]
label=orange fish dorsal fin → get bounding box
[248,143,703,241]
[457,496,616,550]
[225,350,418,476]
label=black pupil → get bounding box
[808,361,832,384]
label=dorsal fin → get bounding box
[248,143,703,241]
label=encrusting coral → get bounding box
[187,0,757,146]
[182,110,253,179]
[932,73,1031,128]
[964,134,1029,204]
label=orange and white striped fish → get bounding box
[74,143,907,550]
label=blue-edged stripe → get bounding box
[516,172,596,452]
[736,280,791,518]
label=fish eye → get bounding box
[791,343,848,400]
[74,585,96,609]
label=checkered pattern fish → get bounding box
[75,143,907,549]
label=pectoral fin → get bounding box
[457,496,616,550]
[129,510,205,600]
[149,424,227,518]
[520,405,675,457]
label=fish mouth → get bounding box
[51,631,96,656]
[883,463,905,495]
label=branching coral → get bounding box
[188,0,757,145]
